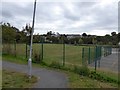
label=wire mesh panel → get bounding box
[0,44,2,55]
[103,46,112,57]
[2,44,14,55]
[82,46,102,66]
[65,45,82,67]
[43,44,63,65]
[97,46,102,59]
[82,47,89,65]
[16,44,26,58]
[89,46,96,64]
[32,43,41,63]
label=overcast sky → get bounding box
[1,0,118,36]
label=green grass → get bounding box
[2,55,118,88]
[0,70,2,89]
[67,72,117,88]
[2,54,27,64]
[2,44,117,88]
[2,69,37,88]
[2,44,96,67]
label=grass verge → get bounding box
[2,69,37,88]
[67,72,117,88]
[2,54,119,88]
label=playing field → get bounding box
[2,43,98,66]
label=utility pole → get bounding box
[28,0,37,79]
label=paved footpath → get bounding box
[2,61,68,88]
[89,48,119,72]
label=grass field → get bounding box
[2,43,97,67]
[2,69,37,88]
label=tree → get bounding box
[2,23,17,43]
[23,24,32,45]
[78,38,83,45]
[111,32,117,45]
[82,33,87,37]
[118,32,120,42]
[111,32,116,36]
[33,35,40,43]
[47,31,52,36]
[92,37,97,45]
[7,22,10,27]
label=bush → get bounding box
[49,61,62,69]
[73,65,90,76]
[60,66,72,71]
[33,51,41,63]
[89,71,119,84]
[89,71,103,81]
[40,61,48,66]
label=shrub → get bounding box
[33,51,41,63]
[40,61,48,66]
[73,65,90,76]
[89,71,119,84]
[60,66,71,71]
[49,61,62,69]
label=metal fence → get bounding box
[2,43,112,69]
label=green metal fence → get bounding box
[103,46,112,56]
[2,43,112,68]
[81,45,112,71]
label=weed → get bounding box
[49,61,62,69]
[73,65,90,76]
[33,50,41,63]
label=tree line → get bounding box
[1,22,120,45]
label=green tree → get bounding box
[2,23,17,43]
[78,38,83,45]
[111,32,116,36]
[82,33,87,37]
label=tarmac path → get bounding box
[2,61,68,88]
[89,48,119,72]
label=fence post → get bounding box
[41,36,43,61]
[82,47,84,66]
[14,39,16,57]
[63,36,65,66]
[95,46,97,71]
[110,46,112,54]
[104,47,106,56]
[98,46,101,68]
[88,47,90,64]
[26,43,28,58]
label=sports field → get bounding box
[2,43,102,67]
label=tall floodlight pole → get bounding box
[28,0,37,79]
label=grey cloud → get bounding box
[1,1,118,35]
[2,2,33,20]
[63,11,80,21]
[69,2,118,32]
[2,10,13,18]
[89,5,117,30]
[75,2,97,9]
[36,2,65,23]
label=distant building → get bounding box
[66,34,81,39]
[51,34,60,37]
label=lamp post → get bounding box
[28,0,37,79]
